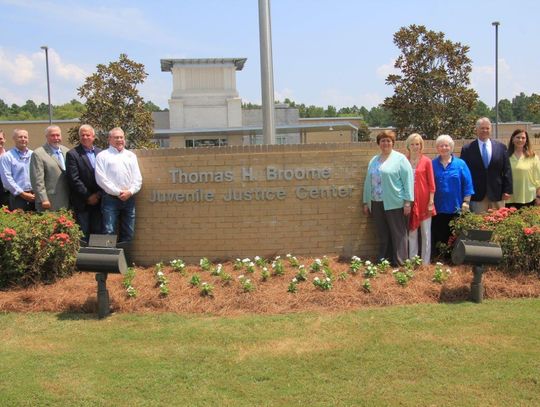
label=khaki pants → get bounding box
[470,197,505,214]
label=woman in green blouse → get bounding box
[507,129,540,209]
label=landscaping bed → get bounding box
[1,256,539,315]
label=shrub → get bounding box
[0,208,81,288]
[450,206,540,274]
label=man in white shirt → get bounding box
[95,127,142,243]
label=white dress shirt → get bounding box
[95,146,142,196]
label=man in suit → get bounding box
[30,125,70,212]
[460,117,512,213]
[66,124,103,242]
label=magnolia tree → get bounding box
[384,25,478,139]
[69,54,156,149]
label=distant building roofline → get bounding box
[161,58,247,72]
[299,116,364,121]
[153,122,358,138]
[0,118,79,125]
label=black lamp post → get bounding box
[40,45,52,125]
[492,22,500,139]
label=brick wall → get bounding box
[132,137,540,265]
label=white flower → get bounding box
[157,271,164,276]
[314,277,320,281]
[238,275,244,279]
[286,253,292,258]
[242,258,250,263]
[436,262,443,266]
[315,258,321,264]
[202,282,207,286]
[262,267,268,272]
[292,278,297,283]
[275,255,281,260]
[159,283,164,287]
[365,260,372,266]
[299,265,305,269]
[352,256,360,261]
[245,279,251,283]
[392,269,399,274]
[326,278,331,282]
[249,262,255,267]
[254,256,261,261]
[236,258,241,262]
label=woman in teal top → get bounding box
[363,130,414,266]
[507,129,540,209]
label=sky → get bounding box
[1,0,539,111]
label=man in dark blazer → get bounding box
[66,124,102,242]
[30,125,70,211]
[460,117,512,213]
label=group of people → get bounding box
[0,125,142,243]
[363,117,540,266]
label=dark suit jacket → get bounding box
[66,145,102,211]
[460,139,512,202]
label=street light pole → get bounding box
[258,0,276,145]
[492,22,500,139]
[41,45,53,125]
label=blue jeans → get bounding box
[75,204,103,242]
[101,194,136,243]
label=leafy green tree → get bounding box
[527,93,540,123]
[0,99,8,116]
[368,105,393,127]
[325,105,337,117]
[144,101,162,112]
[69,54,155,149]
[497,99,514,122]
[358,106,369,121]
[473,100,493,120]
[383,24,477,139]
[22,100,39,116]
[55,100,86,119]
[511,92,530,121]
[356,120,371,141]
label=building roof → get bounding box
[153,122,358,138]
[160,58,247,72]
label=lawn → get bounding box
[1,299,539,406]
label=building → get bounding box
[155,57,358,148]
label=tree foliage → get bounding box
[68,54,156,149]
[383,25,478,139]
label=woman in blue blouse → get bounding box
[431,135,474,256]
[363,130,414,266]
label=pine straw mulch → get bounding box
[1,257,539,316]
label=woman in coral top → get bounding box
[406,133,436,265]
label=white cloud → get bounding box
[2,0,171,45]
[0,48,36,85]
[376,59,399,80]
[47,49,87,82]
[274,87,295,103]
[471,58,519,105]
[0,47,88,105]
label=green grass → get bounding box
[1,299,539,406]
